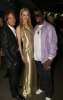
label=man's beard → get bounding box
[37,21,41,24]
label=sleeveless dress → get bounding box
[21,25,37,98]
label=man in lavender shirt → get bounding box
[33,9,57,100]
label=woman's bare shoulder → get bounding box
[16,25,20,31]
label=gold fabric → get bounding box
[21,26,37,98]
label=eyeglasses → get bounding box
[34,14,42,18]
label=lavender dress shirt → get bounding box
[33,20,58,63]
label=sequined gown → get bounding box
[21,26,37,98]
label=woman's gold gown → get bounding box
[21,25,37,98]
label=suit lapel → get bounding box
[6,25,17,40]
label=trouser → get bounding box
[0,56,1,65]
[8,63,19,97]
[62,55,63,70]
[35,61,53,98]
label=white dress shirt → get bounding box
[8,25,17,37]
[34,24,53,61]
[34,24,43,61]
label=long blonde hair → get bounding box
[19,8,33,33]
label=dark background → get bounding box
[0,0,63,13]
[0,0,63,27]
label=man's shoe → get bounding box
[36,89,44,95]
[16,95,25,100]
[45,97,51,100]
[17,86,22,89]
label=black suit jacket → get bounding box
[1,25,18,68]
[0,26,4,48]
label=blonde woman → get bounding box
[16,8,37,99]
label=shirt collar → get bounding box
[8,25,15,31]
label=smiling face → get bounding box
[21,10,30,23]
[6,13,16,27]
[34,10,44,25]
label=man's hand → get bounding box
[14,62,17,66]
[43,59,52,70]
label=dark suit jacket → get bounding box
[1,25,18,68]
[0,26,4,48]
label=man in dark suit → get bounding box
[1,10,25,100]
[0,17,4,65]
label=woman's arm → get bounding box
[16,26,26,63]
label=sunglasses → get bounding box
[34,14,42,18]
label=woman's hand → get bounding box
[21,55,26,64]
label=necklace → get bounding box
[37,25,40,34]
[37,24,42,35]
[37,31,39,34]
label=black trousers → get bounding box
[62,55,63,70]
[8,63,19,97]
[35,61,53,98]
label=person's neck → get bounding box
[8,25,14,28]
[38,20,44,25]
[23,22,28,26]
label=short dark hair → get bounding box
[49,14,54,18]
[34,8,44,15]
[4,10,16,23]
